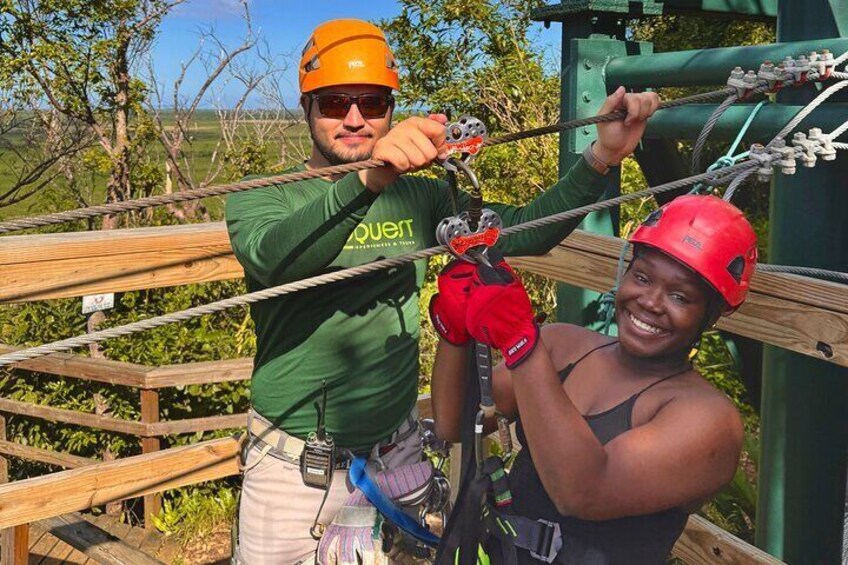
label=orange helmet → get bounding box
[299,19,400,93]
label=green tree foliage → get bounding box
[0,0,178,216]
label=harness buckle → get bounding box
[530,520,563,564]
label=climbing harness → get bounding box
[315,425,451,560]
[348,456,441,547]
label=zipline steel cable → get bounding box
[0,89,734,235]
[1,69,847,367]
[0,161,759,368]
[757,264,848,284]
[723,79,848,201]
[691,51,848,176]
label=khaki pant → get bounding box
[234,416,423,565]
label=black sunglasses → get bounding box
[310,93,395,119]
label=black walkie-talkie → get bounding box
[300,381,336,490]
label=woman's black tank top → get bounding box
[507,341,689,564]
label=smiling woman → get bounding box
[430,194,759,564]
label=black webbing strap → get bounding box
[486,508,563,564]
[435,346,486,565]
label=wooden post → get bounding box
[140,389,161,529]
[93,393,122,517]
[0,413,9,564]
[0,414,28,565]
[7,527,27,565]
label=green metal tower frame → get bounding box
[757,2,848,563]
[532,0,847,561]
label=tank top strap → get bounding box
[557,340,618,383]
[630,364,693,399]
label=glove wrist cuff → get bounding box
[429,295,470,346]
[501,323,540,369]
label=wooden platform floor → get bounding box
[26,514,180,565]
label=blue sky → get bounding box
[151,0,562,108]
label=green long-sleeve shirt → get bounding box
[225,158,608,450]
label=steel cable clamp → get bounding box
[727,66,761,99]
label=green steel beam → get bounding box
[531,0,664,21]
[644,103,848,140]
[605,38,848,87]
[531,0,775,21]
[658,0,776,19]
[756,0,848,562]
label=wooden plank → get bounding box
[0,396,431,530]
[0,440,96,469]
[143,358,252,388]
[0,346,149,388]
[23,522,54,564]
[672,514,784,564]
[0,399,147,437]
[510,239,848,368]
[1,221,844,367]
[30,524,75,565]
[0,437,240,529]
[0,223,228,263]
[91,516,132,545]
[121,525,151,550]
[416,393,433,420]
[561,230,848,316]
[34,541,76,565]
[0,223,240,304]
[147,414,247,436]
[39,514,163,565]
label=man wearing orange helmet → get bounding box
[430,195,757,564]
[225,18,660,564]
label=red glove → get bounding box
[429,259,476,345]
[466,261,539,368]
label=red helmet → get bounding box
[629,195,758,312]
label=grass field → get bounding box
[0,110,312,222]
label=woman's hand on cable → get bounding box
[466,259,539,369]
[429,259,476,345]
[359,114,449,193]
[594,87,661,166]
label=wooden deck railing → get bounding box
[0,347,253,524]
[1,224,845,367]
[0,223,823,563]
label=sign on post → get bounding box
[82,293,115,315]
